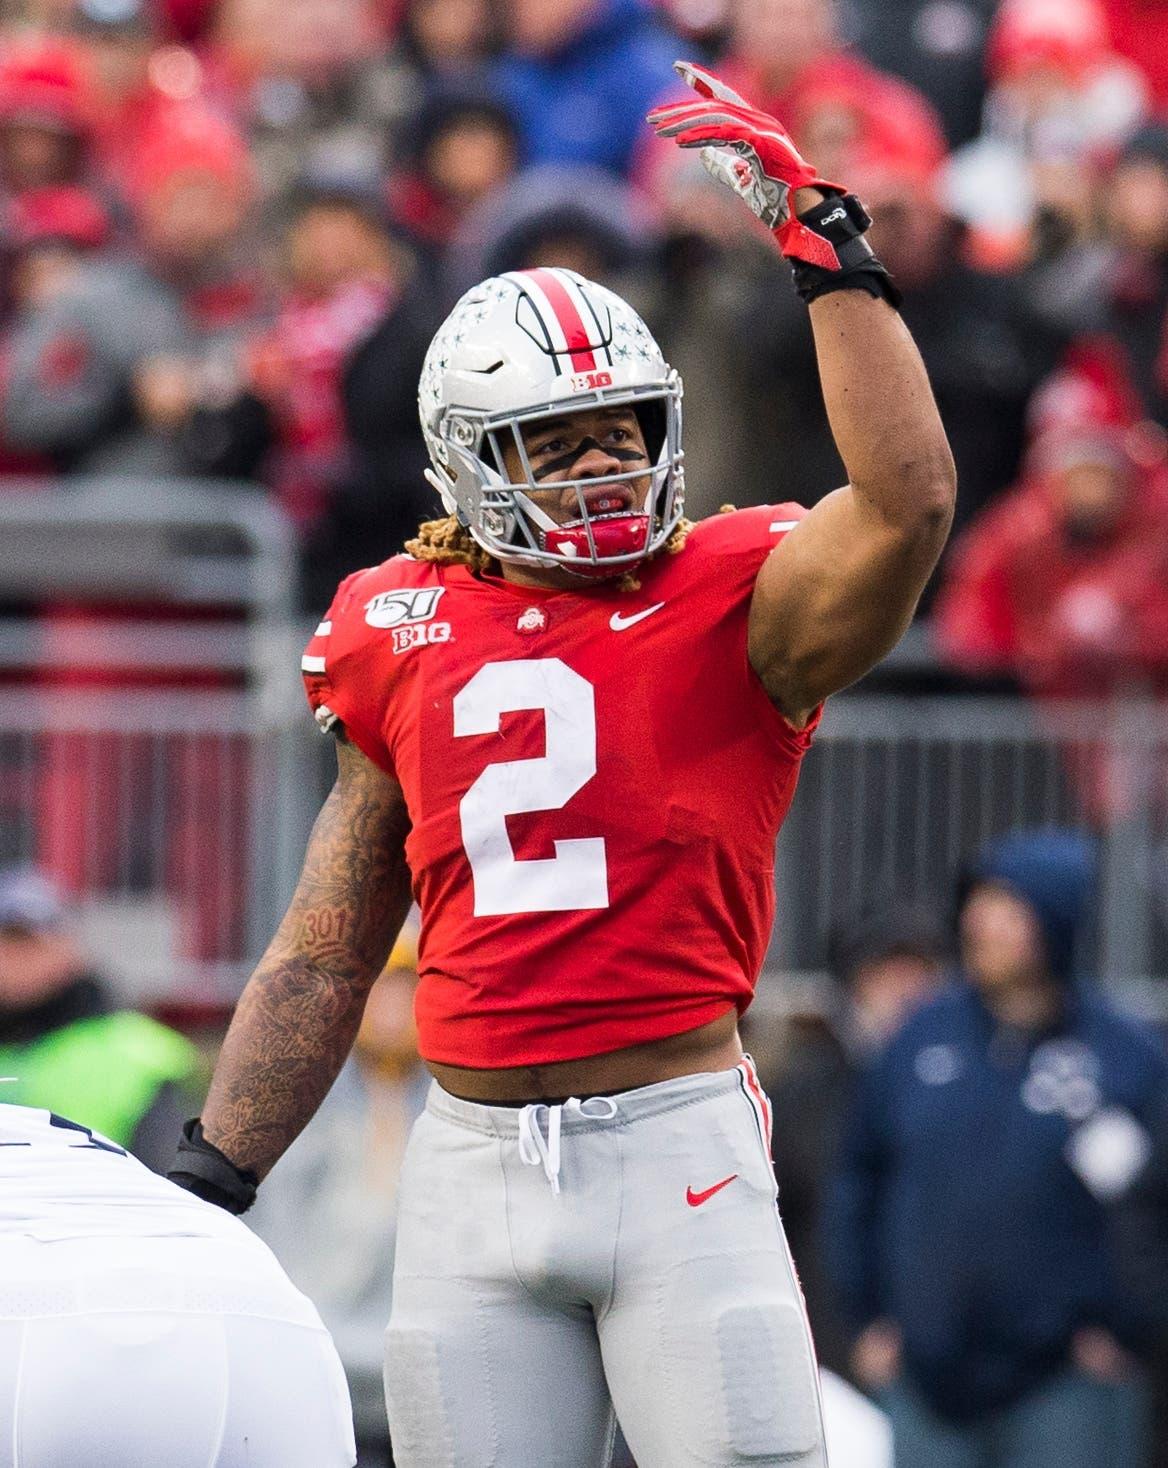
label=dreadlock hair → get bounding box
[405,514,695,592]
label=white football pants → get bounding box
[0,1232,356,1467]
[385,1063,827,1468]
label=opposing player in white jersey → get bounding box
[0,1100,355,1468]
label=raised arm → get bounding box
[747,281,955,724]
[199,736,412,1180]
[648,64,956,727]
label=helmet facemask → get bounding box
[436,380,684,581]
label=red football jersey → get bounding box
[301,504,821,1068]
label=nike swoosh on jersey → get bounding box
[609,602,665,632]
[685,1174,738,1207]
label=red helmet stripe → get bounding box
[521,268,597,371]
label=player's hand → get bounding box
[167,1118,258,1215]
[850,1319,902,1390]
[646,61,846,269]
[1072,1327,1138,1383]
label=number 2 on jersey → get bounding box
[453,659,609,916]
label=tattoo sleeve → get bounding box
[201,736,413,1178]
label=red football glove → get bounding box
[646,61,847,270]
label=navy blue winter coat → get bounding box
[825,833,1168,1420]
[490,0,679,177]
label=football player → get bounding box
[0,1100,355,1466]
[171,63,955,1467]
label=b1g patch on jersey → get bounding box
[392,622,452,654]
[365,586,446,629]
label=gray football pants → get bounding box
[384,1061,827,1468]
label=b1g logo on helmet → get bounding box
[569,370,613,393]
[365,586,446,629]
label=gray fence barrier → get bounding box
[0,481,316,1000]
[1,483,1162,999]
[772,695,1167,985]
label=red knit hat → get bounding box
[0,40,91,135]
[791,60,948,192]
[987,0,1111,84]
[129,108,253,206]
[1027,342,1142,474]
[7,185,110,250]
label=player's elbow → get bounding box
[877,463,956,571]
[907,453,957,539]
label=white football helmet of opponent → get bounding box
[418,268,685,579]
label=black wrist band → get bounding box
[788,192,902,309]
[167,1117,259,1215]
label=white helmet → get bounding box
[418,268,684,579]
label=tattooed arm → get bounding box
[200,735,412,1179]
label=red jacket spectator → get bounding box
[934,353,1168,701]
[248,188,403,529]
[711,0,947,184]
[1100,0,1168,109]
[0,39,94,196]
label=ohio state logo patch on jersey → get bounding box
[516,606,548,635]
[365,586,446,629]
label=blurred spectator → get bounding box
[4,183,111,311]
[207,0,403,206]
[448,162,647,295]
[829,901,952,1054]
[0,38,93,197]
[387,85,519,253]
[0,184,109,477]
[72,0,212,204]
[1098,0,1168,111]
[249,924,429,1468]
[300,233,437,609]
[1100,124,1168,426]
[827,829,1168,1468]
[3,110,269,477]
[711,0,948,185]
[861,159,1068,537]
[942,0,1148,283]
[656,0,731,47]
[492,0,679,176]
[1110,1095,1168,1468]
[750,901,948,1374]
[1112,1095,1168,1344]
[934,351,1168,701]
[0,867,204,1172]
[248,181,406,533]
[847,0,994,147]
[382,0,502,133]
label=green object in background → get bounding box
[0,1011,201,1148]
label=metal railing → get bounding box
[2,484,1163,999]
[771,695,1168,985]
[0,481,317,1000]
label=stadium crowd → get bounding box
[0,0,1166,663]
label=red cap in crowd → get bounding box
[6,185,111,250]
[0,39,92,135]
[1026,343,1147,474]
[987,0,1112,84]
[789,59,948,192]
[128,108,253,206]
